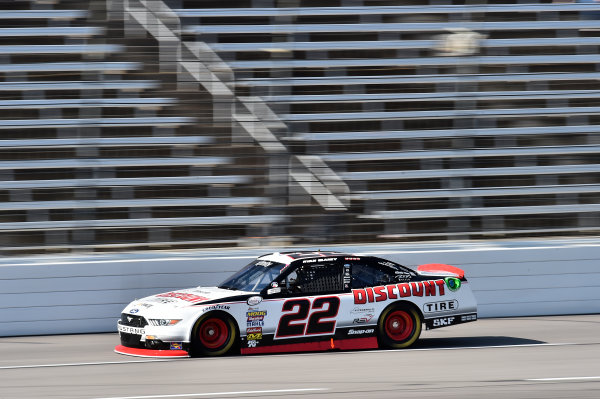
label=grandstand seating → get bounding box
[173,0,600,242]
[0,0,277,253]
[2,0,600,253]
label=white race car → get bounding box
[115,251,477,357]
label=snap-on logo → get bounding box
[348,328,375,335]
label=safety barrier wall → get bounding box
[1,239,599,337]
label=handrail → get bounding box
[0,98,175,109]
[0,197,268,211]
[0,215,286,231]
[339,164,600,181]
[175,4,600,17]
[368,203,600,219]
[0,156,229,170]
[286,125,600,141]
[322,145,600,162]
[183,20,600,35]
[349,184,600,200]
[0,175,249,189]
[0,116,194,129]
[0,136,211,148]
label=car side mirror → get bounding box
[265,286,290,296]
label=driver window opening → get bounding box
[285,263,344,294]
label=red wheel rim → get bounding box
[384,310,414,342]
[198,318,229,349]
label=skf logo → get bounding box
[433,317,455,327]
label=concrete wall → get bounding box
[1,239,599,337]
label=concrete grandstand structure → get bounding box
[1,0,600,253]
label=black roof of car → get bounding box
[258,250,356,262]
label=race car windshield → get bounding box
[218,260,287,292]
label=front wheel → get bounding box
[377,304,422,349]
[190,314,237,357]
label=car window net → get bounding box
[297,264,343,293]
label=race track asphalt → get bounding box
[0,315,599,399]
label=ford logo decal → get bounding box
[247,296,262,306]
[130,309,139,314]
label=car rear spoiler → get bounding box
[417,263,465,279]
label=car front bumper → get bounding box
[116,320,191,357]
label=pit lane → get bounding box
[0,315,599,399]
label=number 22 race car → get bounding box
[115,251,477,357]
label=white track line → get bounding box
[93,388,328,399]
[0,359,177,370]
[0,342,578,370]
[402,342,574,352]
[527,376,600,382]
[263,342,576,359]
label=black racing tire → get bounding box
[377,304,422,349]
[190,313,238,357]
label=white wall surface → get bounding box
[1,238,599,337]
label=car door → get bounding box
[263,258,351,345]
[343,258,413,328]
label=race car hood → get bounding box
[125,286,252,311]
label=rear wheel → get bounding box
[191,314,237,357]
[377,304,422,349]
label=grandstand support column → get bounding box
[120,0,149,38]
[124,0,180,77]
[117,0,352,238]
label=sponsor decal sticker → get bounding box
[152,297,178,304]
[348,328,375,335]
[170,342,183,350]
[353,314,374,324]
[351,307,375,314]
[247,340,258,348]
[302,257,337,264]
[255,260,273,267]
[129,309,139,314]
[246,310,267,317]
[445,277,461,292]
[432,317,455,327]
[352,279,446,304]
[423,300,459,313]
[247,296,263,306]
[395,271,412,281]
[201,304,231,312]
[377,260,396,268]
[246,325,263,340]
[461,314,477,322]
[118,324,144,335]
[156,292,209,303]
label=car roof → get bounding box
[258,250,355,265]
